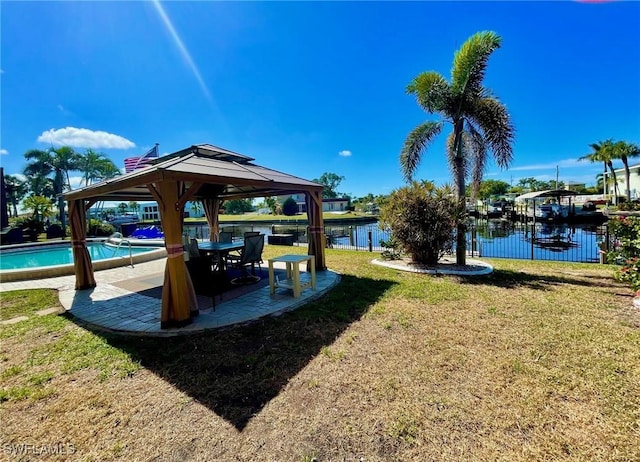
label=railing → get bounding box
[107,233,134,267]
[465,221,606,263]
[181,221,610,264]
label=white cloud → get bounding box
[37,127,136,149]
[338,150,352,157]
[0,149,8,155]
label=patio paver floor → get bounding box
[1,257,340,337]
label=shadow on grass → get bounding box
[457,268,621,290]
[102,274,396,431]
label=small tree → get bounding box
[264,196,277,215]
[225,199,253,215]
[313,172,345,199]
[118,202,128,214]
[21,195,54,240]
[282,197,298,216]
[379,182,462,265]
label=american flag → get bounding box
[124,144,159,173]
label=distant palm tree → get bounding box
[128,201,140,214]
[580,140,619,201]
[3,174,27,217]
[400,31,515,265]
[612,141,640,201]
[78,149,119,186]
[24,146,79,232]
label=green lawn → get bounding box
[1,251,638,461]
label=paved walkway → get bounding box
[1,258,340,337]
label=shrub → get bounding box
[606,216,640,291]
[379,181,463,264]
[11,216,45,241]
[87,219,115,237]
[617,257,640,292]
[379,235,403,260]
[282,197,298,216]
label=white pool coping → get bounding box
[0,240,166,283]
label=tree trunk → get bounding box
[452,119,466,266]
[607,161,619,203]
[58,196,66,236]
[623,157,631,201]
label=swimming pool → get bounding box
[0,240,166,282]
[0,242,161,270]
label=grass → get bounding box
[1,251,639,461]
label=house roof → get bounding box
[63,144,323,202]
[514,189,579,201]
[613,162,640,173]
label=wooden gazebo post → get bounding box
[306,190,326,271]
[69,199,97,290]
[149,180,199,328]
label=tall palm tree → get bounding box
[611,141,640,201]
[580,140,619,201]
[400,31,514,265]
[24,146,79,232]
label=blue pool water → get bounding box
[0,243,162,270]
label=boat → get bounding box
[515,190,577,221]
[108,213,140,225]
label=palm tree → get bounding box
[22,195,54,222]
[24,146,79,232]
[611,141,640,201]
[400,31,514,265]
[580,140,619,201]
[3,174,27,217]
[78,149,119,186]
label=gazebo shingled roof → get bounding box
[63,144,326,329]
[64,144,322,202]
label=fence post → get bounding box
[600,223,610,264]
[368,229,372,252]
[471,227,477,256]
[530,216,535,260]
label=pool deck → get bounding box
[0,257,340,337]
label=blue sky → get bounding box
[1,1,639,199]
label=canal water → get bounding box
[183,219,605,263]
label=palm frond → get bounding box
[400,121,444,181]
[407,72,451,114]
[469,97,514,168]
[451,31,501,99]
[24,149,51,162]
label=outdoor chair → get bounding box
[185,238,228,309]
[243,231,260,238]
[218,231,233,243]
[226,234,264,284]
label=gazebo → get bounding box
[63,144,326,329]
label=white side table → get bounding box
[268,254,316,298]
